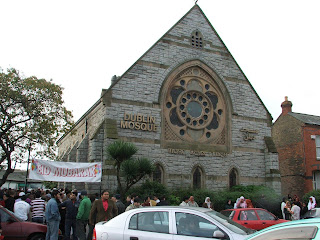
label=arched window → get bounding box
[153,164,163,184]
[191,30,203,48]
[229,168,238,189]
[193,167,202,189]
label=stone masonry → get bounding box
[57,5,281,194]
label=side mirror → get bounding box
[275,216,279,220]
[213,230,225,238]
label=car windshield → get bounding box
[303,209,319,218]
[3,208,23,221]
[205,211,256,235]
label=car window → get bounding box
[249,226,318,240]
[176,212,226,238]
[205,211,255,235]
[303,209,318,219]
[220,210,235,219]
[0,208,13,222]
[128,211,169,234]
[239,210,258,221]
[256,210,275,220]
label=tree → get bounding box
[0,68,73,187]
[106,140,154,197]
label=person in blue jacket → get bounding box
[45,190,61,240]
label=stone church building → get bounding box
[57,4,281,194]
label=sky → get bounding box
[1,0,320,124]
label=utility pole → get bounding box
[25,145,31,192]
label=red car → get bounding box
[0,205,55,240]
[220,208,288,230]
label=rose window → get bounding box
[163,67,226,143]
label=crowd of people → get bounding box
[0,188,219,239]
[0,188,318,240]
[0,188,118,240]
[281,195,316,221]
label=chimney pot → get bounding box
[281,96,292,115]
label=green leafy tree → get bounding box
[0,68,73,187]
[107,140,154,197]
[43,181,58,189]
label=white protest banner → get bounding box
[28,159,102,182]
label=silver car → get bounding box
[93,206,254,240]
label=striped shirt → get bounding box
[30,198,45,218]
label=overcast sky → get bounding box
[1,0,319,123]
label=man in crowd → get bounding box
[76,190,91,240]
[45,189,61,240]
[156,196,169,206]
[291,201,301,220]
[179,196,189,206]
[60,191,79,240]
[113,194,125,214]
[4,190,15,212]
[187,196,199,207]
[126,198,142,211]
[31,190,46,223]
[89,190,118,224]
[14,193,31,221]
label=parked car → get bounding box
[245,218,320,240]
[93,206,255,240]
[220,208,288,230]
[0,205,58,240]
[302,208,320,219]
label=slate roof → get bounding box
[289,112,320,126]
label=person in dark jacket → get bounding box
[60,191,79,240]
[156,196,169,206]
[114,194,125,214]
[4,191,15,212]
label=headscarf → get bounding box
[246,199,254,208]
[205,197,211,208]
[236,196,247,208]
[308,196,316,210]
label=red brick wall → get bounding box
[303,125,320,193]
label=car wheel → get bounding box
[29,233,46,240]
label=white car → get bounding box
[93,206,254,240]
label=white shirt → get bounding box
[281,202,286,219]
[291,205,301,220]
[14,200,31,221]
[179,201,188,207]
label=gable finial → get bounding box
[194,0,198,4]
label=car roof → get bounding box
[222,208,265,211]
[257,218,320,230]
[125,206,213,213]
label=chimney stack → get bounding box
[281,96,292,115]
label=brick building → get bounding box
[57,4,281,194]
[272,97,320,197]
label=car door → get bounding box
[173,212,230,240]
[256,209,278,229]
[0,207,23,240]
[237,210,259,230]
[124,210,173,240]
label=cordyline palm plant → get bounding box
[106,140,154,197]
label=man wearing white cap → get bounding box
[14,193,31,221]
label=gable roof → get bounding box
[289,112,320,126]
[58,4,274,144]
[103,4,272,120]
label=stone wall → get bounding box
[57,5,281,195]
